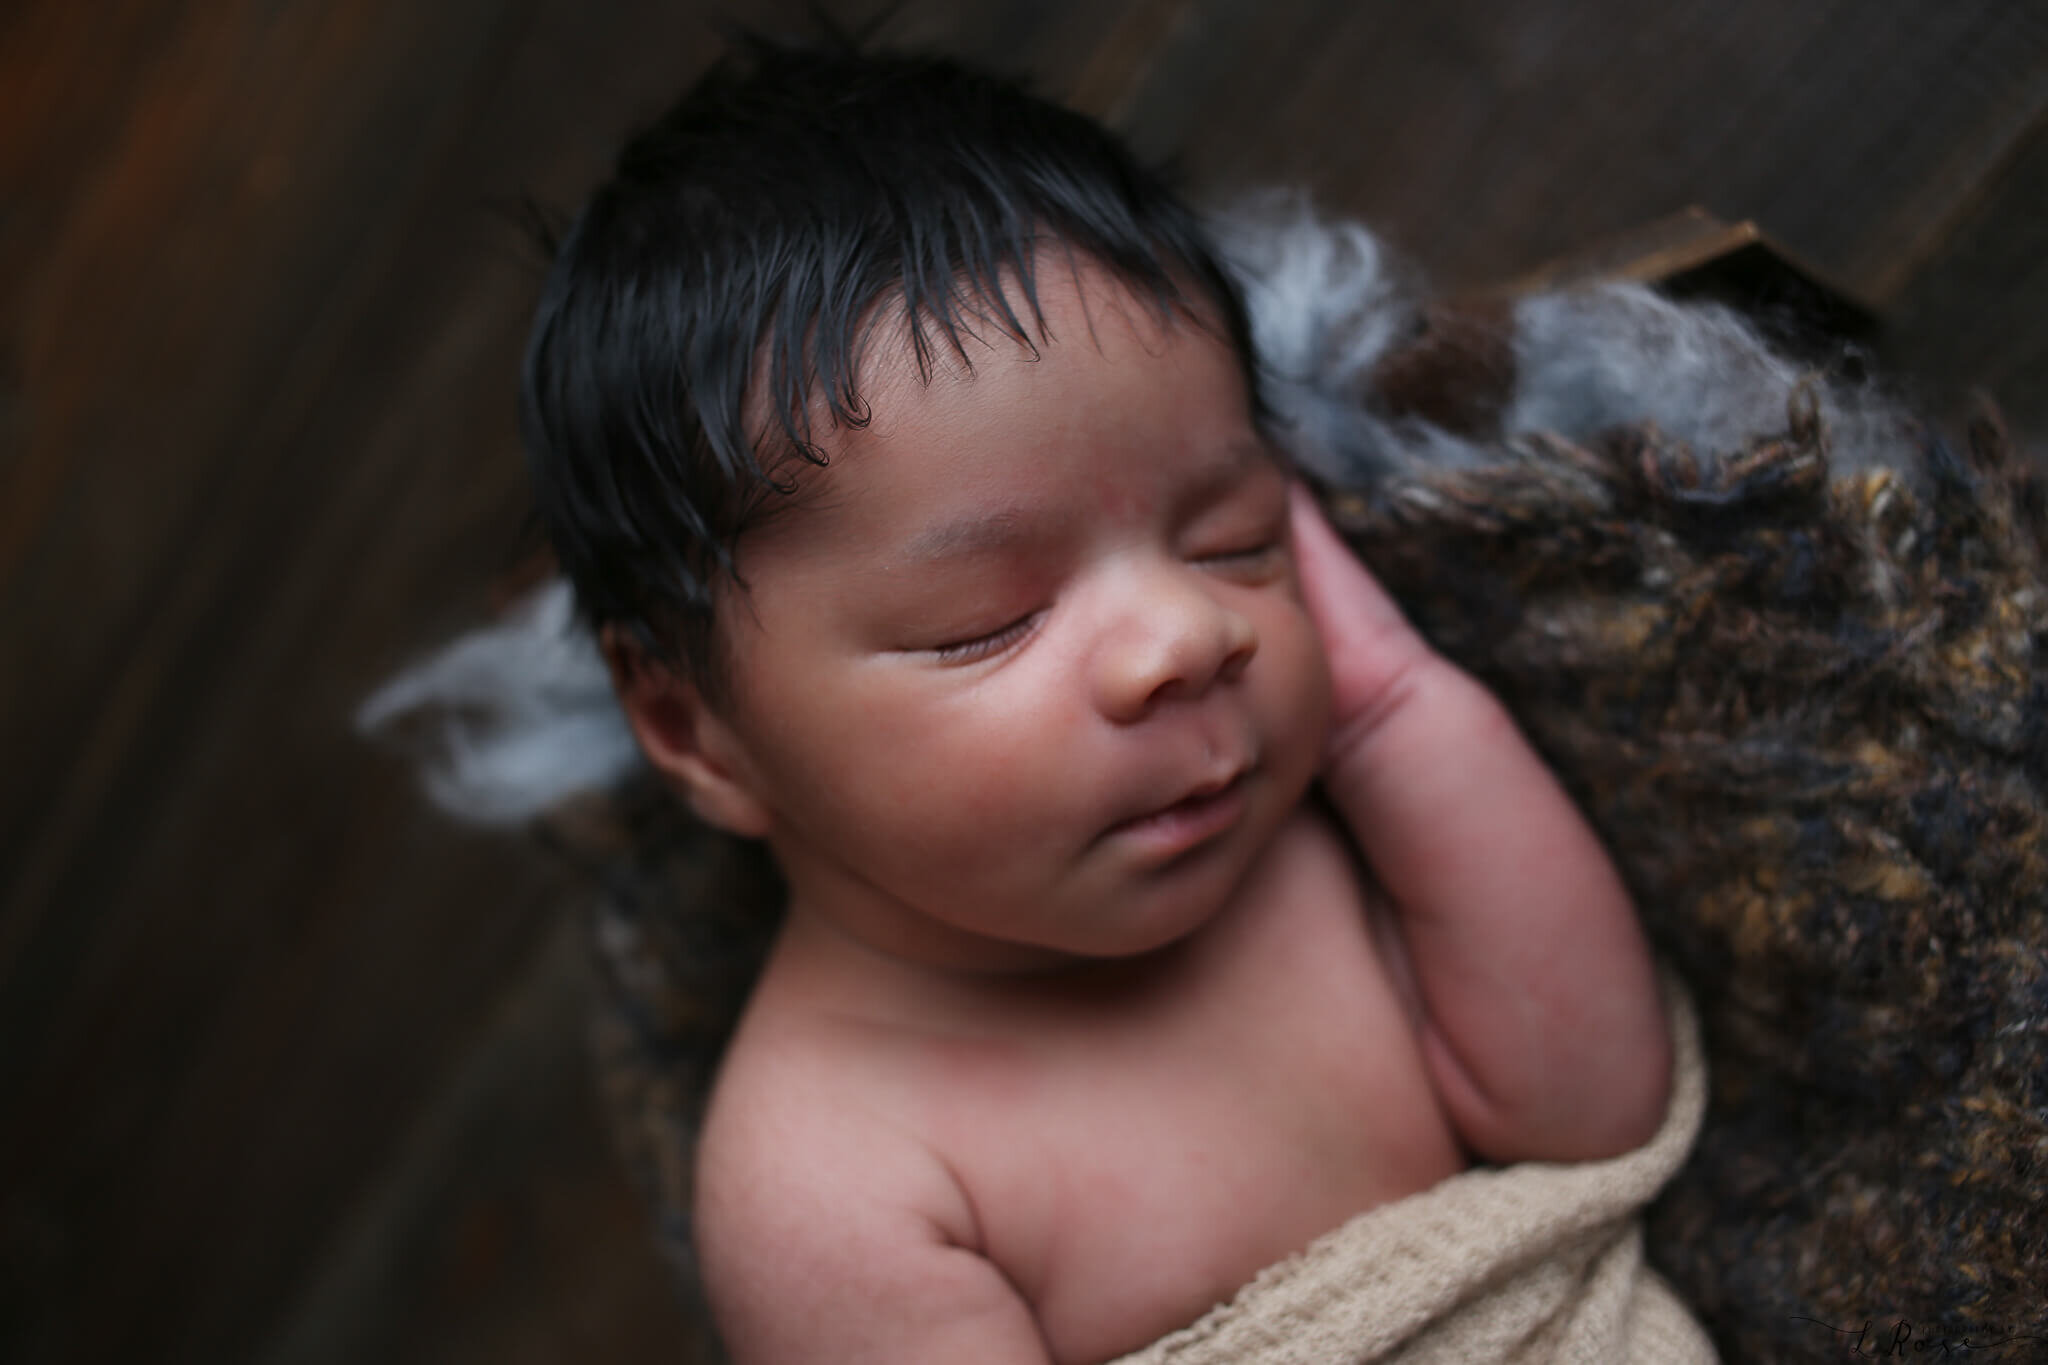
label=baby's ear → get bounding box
[602,629,773,839]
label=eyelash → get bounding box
[922,518,1284,664]
[1209,538,1274,559]
[1200,533,1284,569]
[931,613,1039,664]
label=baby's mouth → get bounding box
[1103,771,1251,857]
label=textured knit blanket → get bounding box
[1331,402,2048,1364]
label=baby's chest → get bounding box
[931,906,1464,1361]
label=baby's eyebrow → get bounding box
[1183,436,1280,502]
[895,437,1274,565]
[899,509,1031,564]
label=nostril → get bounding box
[1174,612,1257,699]
[1220,613,1258,679]
[1093,581,1259,721]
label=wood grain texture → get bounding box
[2,1,709,1360]
[252,922,695,1365]
[1117,0,2048,299]
[1888,107,2048,435]
[4,0,2045,1361]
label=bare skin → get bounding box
[617,261,1672,1365]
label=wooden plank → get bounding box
[0,0,719,1360]
[2,0,542,976]
[0,0,187,581]
[253,922,699,1365]
[1888,108,2048,437]
[1115,0,2048,299]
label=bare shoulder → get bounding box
[694,1005,1052,1364]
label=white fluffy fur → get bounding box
[1509,284,1915,475]
[1227,198,1914,483]
[355,579,641,824]
[1213,195,1497,480]
[365,204,1912,823]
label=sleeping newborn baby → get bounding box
[517,38,1685,1365]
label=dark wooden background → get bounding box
[4,1,2043,1361]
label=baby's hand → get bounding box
[1287,484,1435,770]
[1287,483,1672,1165]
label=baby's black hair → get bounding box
[520,36,1262,686]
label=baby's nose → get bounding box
[1091,572,1257,723]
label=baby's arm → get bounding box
[1290,486,1671,1163]
[695,1057,1053,1365]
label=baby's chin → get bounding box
[1068,762,1320,962]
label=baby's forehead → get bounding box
[730,253,1261,565]
[758,251,1220,437]
[868,257,1193,392]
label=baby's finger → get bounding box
[1289,485,1414,642]
[1289,485,1431,732]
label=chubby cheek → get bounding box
[763,666,1085,864]
[875,678,1082,831]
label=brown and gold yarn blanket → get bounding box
[1333,399,2048,1361]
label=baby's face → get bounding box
[705,262,1332,970]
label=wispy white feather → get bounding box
[1511,283,1915,472]
[1216,196,1502,479]
[355,579,642,824]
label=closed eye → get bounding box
[929,612,1040,664]
[1197,534,1287,577]
[1202,539,1280,563]
[1189,473,1292,575]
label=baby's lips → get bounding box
[1099,764,1252,852]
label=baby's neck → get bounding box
[780,891,1086,977]
[766,891,1223,1028]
